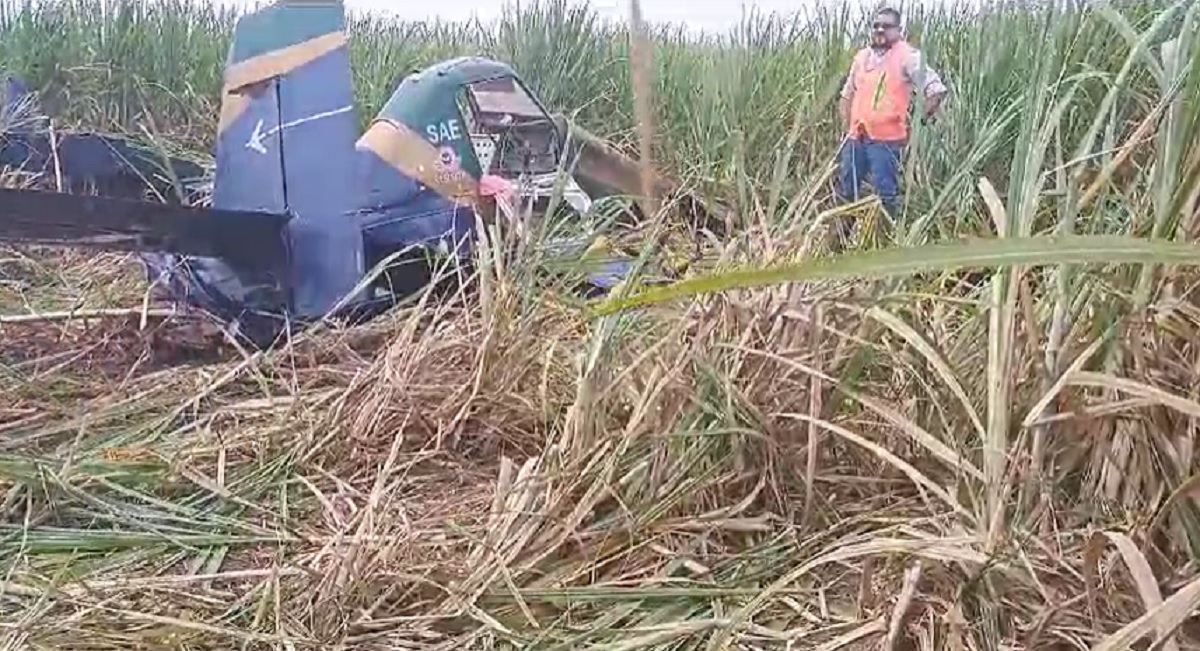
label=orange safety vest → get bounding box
[847,41,915,142]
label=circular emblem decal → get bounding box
[437,145,460,171]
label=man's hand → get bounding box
[839,95,852,132]
[923,91,946,121]
[918,92,945,126]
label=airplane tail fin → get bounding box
[211,0,364,319]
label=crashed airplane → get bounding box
[0,0,714,347]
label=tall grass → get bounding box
[2,0,1179,232]
[2,0,1200,649]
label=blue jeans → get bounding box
[835,137,904,218]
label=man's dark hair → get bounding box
[876,7,902,24]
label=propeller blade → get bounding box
[0,187,291,272]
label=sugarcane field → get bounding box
[1,0,1200,648]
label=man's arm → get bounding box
[906,49,949,118]
[839,69,855,130]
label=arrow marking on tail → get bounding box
[246,105,354,153]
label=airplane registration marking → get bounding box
[425,119,462,143]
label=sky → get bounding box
[212,0,866,34]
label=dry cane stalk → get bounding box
[628,0,657,221]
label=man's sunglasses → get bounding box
[873,21,899,29]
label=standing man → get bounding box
[835,7,947,239]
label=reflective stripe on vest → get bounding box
[848,42,912,141]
